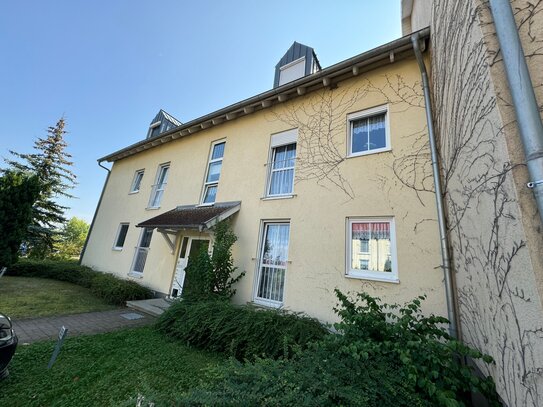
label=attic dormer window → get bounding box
[147,121,162,139]
[278,57,306,86]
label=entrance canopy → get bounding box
[136,201,241,233]
[136,201,241,254]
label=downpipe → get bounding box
[79,160,111,264]
[411,33,459,339]
[489,0,543,227]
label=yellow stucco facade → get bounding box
[82,55,447,323]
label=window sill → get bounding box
[197,202,215,207]
[346,147,392,159]
[128,191,140,195]
[112,247,123,251]
[261,194,296,201]
[127,272,143,279]
[249,299,283,309]
[146,206,160,210]
[345,272,399,284]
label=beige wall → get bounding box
[402,0,433,35]
[426,0,543,405]
[83,56,447,323]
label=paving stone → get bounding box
[12,308,156,344]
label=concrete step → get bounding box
[126,298,172,317]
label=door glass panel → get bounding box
[187,240,209,267]
[179,237,189,258]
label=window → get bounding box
[254,222,290,306]
[131,228,153,274]
[148,164,169,208]
[347,218,397,282]
[147,121,161,139]
[359,238,369,253]
[113,223,129,250]
[201,141,225,204]
[268,144,296,196]
[265,128,297,198]
[279,57,306,86]
[130,170,144,193]
[348,105,389,156]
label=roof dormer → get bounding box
[146,109,182,139]
[273,42,321,88]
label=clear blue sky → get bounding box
[0,1,401,222]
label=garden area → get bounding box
[0,276,116,319]
[1,222,502,406]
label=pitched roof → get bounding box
[275,41,321,70]
[136,201,241,232]
[99,28,430,163]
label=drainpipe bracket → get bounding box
[527,180,543,189]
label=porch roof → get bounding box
[136,201,241,232]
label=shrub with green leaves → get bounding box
[156,299,328,360]
[176,290,499,407]
[329,290,499,406]
[183,221,245,300]
[7,259,153,305]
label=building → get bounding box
[81,28,450,323]
[403,1,543,405]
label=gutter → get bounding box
[489,0,543,227]
[411,32,460,339]
[99,28,430,163]
[78,161,111,264]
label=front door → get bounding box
[170,237,210,298]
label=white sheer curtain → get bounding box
[258,224,290,302]
[269,144,296,195]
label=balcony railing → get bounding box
[256,266,285,303]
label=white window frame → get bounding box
[129,169,145,194]
[264,129,297,198]
[113,223,129,250]
[346,217,398,283]
[347,104,390,158]
[148,163,170,209]
[200,140,225,205]
[147,121,162,139]
[253,220,291,308]
[129,227,153,277]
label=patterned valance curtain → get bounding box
[352,222,390,240]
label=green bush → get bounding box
[176,291,499,407]
[183,221,245,300]
[7,259,153,305]
[156,299,328,360]
[179,353,433,407]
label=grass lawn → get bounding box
[0,327,224,406]
[0,276,116,319]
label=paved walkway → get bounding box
[12,308,156,344]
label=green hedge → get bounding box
[156,299,328,360]
[7,259,153,305]
[173,291,500,407]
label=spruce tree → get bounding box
[5,118,76,255]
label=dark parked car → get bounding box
[0,313,17,379]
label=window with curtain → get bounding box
[202,141,225,204]
[268,143,296,196]
[255,222,290,306]
[347,218,397,282]
[348,106,389,156]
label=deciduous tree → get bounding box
[0,171,40,268]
